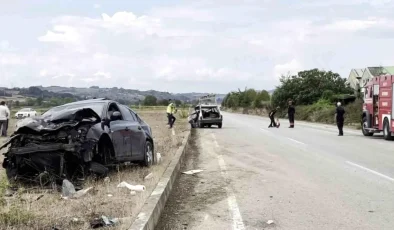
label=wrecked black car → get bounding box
[0,98,154,185]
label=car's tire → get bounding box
[143,140,154,167]
[98,140,112,165]
[218,123,222,129]
[362,117,373,136]
[383,119,392,140]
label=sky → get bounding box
[1,0,394,93]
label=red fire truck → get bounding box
[362,74,394,140]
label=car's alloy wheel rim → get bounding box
[146,143,153,165]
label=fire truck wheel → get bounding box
[362,117,373,136]
[383,119,393,140]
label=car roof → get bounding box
[63,98,112,106]
[196,104,219,108]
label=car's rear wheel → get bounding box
[143,140,154,167]
[218,123,222,128]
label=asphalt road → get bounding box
[157,112,394,230]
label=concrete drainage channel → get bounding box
[124,130,192,230]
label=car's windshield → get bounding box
[42,102,105,117]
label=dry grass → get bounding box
[0,111,189,229]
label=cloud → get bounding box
[3,1,394,93]
[93,4,101,9]
[274,59,303,78]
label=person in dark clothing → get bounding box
[335,102,345,136]
[268,106,280,128]
[288,100,295,128]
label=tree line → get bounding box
[222,68,355,109]
[222,89,271,108]
[142,95,183,106]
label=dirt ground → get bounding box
[0,111,189,230]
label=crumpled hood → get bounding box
[15,108,101,133]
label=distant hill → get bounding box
[0,85,226,104]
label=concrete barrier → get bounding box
[128,130,191,230]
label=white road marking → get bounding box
[172,129,175,136]
[212,134,245,230]
[288,138,305,145]
[346,161,394,182]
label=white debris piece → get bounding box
[156,152,162,164]
[144,173,153,181]
[62,179,76,197]
[117,181,146,192]
[182,169,204,175]
[267,220,274,225]
[72,187,93,199]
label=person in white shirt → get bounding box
[0,101,10,137]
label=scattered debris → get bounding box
[267,220,274,225]
[61,179,93,199]
[73,187,93,199]
[156,152,162,164]
[107,194,113,197]
[182,169,203,175]
[4,188,15,197]
[117,181,146,194]
[62,179,76,198]
[144,172,153,181]
[90,215,118,228]
[369,210,374,213]
[104,177,110,184]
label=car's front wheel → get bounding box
[143,140,154,167]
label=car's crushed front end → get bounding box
[1,108,104,186]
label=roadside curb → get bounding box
[128,129,192,230]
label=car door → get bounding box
[107,104,132,160]
[118,105,145,158]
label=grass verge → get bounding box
[0,110,190,230]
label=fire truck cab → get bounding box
[362,74,394,140]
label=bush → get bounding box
[283,99,362,126]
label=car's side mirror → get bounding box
[110,111,122,121]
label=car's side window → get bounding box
[118,105,134,121]
[108,103,123,120]
[127,109,137,121]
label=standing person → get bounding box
[166,99,177,129]
[0,101,10,137]
[335,102,345,136]
[288,100,295,128]
[268,106,280,128]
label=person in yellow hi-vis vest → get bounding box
[166,99,177,129]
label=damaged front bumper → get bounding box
[2,139,98,185]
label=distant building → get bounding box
[347,66,394,93]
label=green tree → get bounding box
[36,97,43,106]
[143,95,157,106]
[271,68,353,107]
[254,90,270,108]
